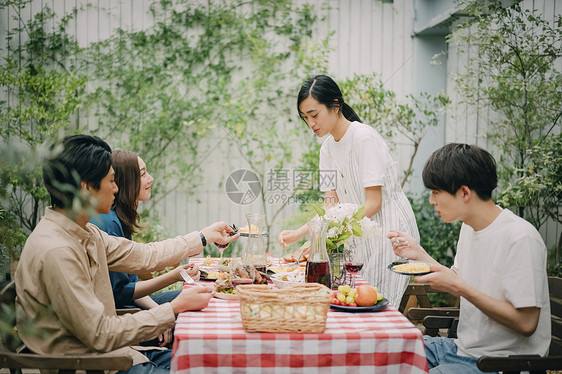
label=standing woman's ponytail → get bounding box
[297,75,362,123]
[340,101,361,123]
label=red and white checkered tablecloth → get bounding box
[171,258,429,374]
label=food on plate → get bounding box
[231,263,267,285]
[217,257,239,272]
[331,285,383,307]
[214,273,236,295]
[200,270,221,279]
[267,265,299,274]
[271,271,304,284]
[281,246,310,263]
[202,255,213,267]
[354,285,378,307]
[278,269,305,282]
[392,262,430,274]
[270,268,306,289]
[238,224,260,234]
[218,258,231,267]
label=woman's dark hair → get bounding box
[111,150,141,238]
[422,143,497,200]
[297,75,362,122]
[43,134,112,210]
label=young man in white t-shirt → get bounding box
[388,143,550,373]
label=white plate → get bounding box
[213,291,238,300]
[270,272,305,289]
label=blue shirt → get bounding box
[90,210,138,308]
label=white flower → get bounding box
[324,203,358,223]
[327,226,342,238]
[358,217,381,238]
[320,203,381,252]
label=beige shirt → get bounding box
[15,208,203,366]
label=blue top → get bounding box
[90,210,138,308]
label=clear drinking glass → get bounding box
[344,248,364,288]
[243,212,267,275]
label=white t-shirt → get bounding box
[453,208,551,357]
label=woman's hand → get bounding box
[187,264,200,280]
[201,221,239,246]
[278,230,299,248]
[170,285,214,314]
[171,264,200,282]
[158,328,173,347]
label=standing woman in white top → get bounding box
[278,75,420,307]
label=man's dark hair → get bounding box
[422,143,497,200]
[43,135,112,209]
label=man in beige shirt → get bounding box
[15,134,239,373]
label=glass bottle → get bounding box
[305,219,331,289]
[243,212,267,275]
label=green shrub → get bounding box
[410,192,461,268]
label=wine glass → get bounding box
[215,242,229,259]
[344,249,364,288]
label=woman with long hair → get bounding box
[278,75,420,307]
[90,149,198,347]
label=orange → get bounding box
[355,285,377,307]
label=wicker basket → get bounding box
[237,283,332,333]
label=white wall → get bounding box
[2,0,420,240]
[2,0,559,250]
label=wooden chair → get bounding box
[0,281,133,374]
[407,277,562,373]
[399,282,459,315]
[477,276,562,373]
[400,282,460,337]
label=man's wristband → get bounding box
[199,231,207,247]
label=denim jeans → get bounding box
[150,290,181,305]
[139,290,181,348]
[117,349,172,374]
[424,336,497,374]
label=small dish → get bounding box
[270,272,305,289]
[387,260,431,276]
[330,298,389,313]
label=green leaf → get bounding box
[314,206,325,217]
[353,204,365,221]
[350,220,363,236]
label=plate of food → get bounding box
[330,298,389,313]
[388,261,431,276]
[214,290,238,300]
[199,270,221,281]
[213,274,238,299]
[270,271,306,289]
[235,224,269,237]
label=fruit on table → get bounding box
[354,285,378,307]
[332,285,383,307]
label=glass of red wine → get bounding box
[344,249,364,288]
[215,242,229,259]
